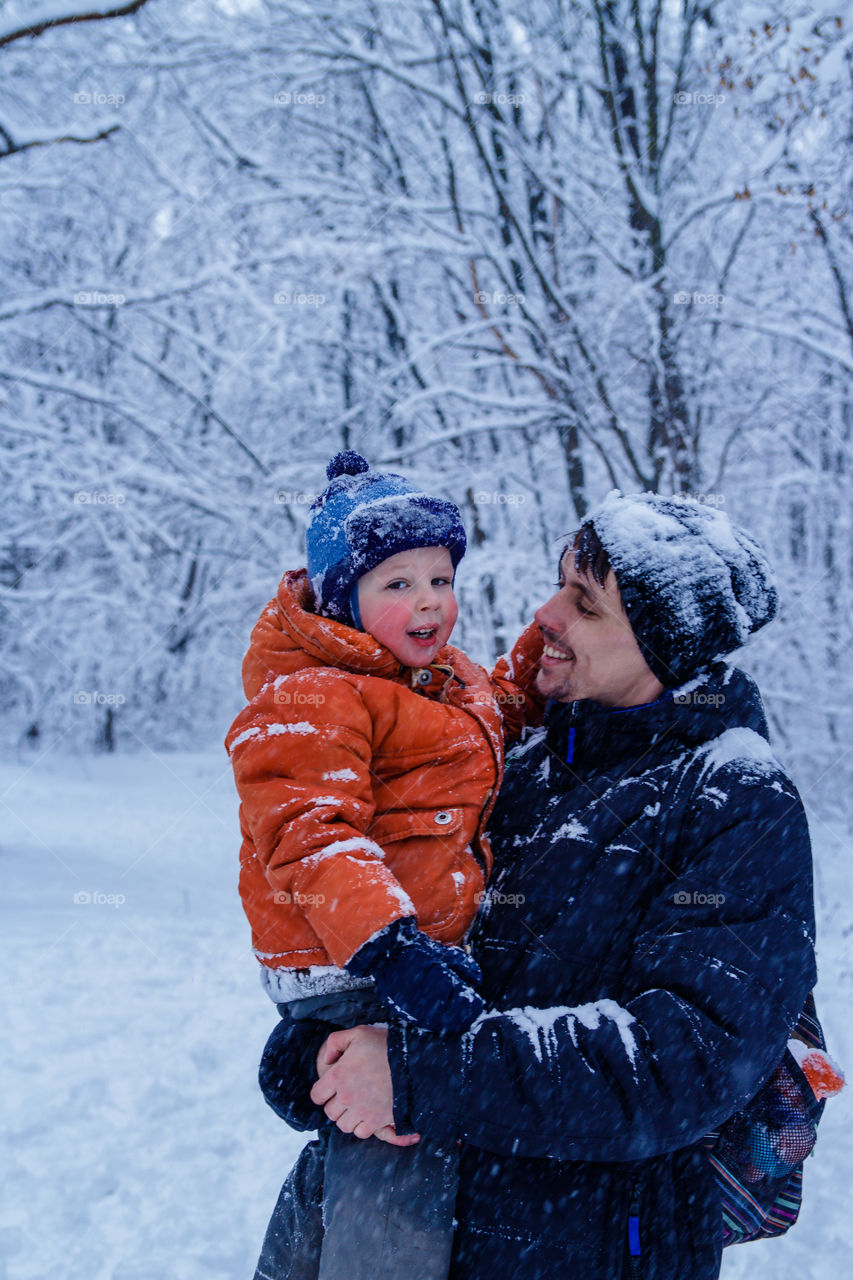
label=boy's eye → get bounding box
[433,577,451,587]
[385,579,409,590]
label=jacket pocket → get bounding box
[371,806,466,843]
[370,807,476,936]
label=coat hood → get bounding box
[241,568,405,699]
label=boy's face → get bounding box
[357,546,458,667]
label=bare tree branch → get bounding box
[0,121,119,158]
[0,1,150,49]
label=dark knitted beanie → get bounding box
[305,451,467,626]
[579,491,778,687]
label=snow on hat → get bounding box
[305,450,467,626]
[579,491,778,687]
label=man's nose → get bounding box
[534,591,562,632]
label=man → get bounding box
[261,491,817,1280]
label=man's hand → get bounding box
[310,1024,421,1147]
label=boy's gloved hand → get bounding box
[346,917,485,1033]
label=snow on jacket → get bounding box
[225,569,541,974]
[388,664,817,1280]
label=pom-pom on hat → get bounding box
[306,450,467,626]
[578,491,778,687]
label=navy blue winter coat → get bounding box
[388,664,816,1280]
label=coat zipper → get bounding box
[626,1175,642,1277]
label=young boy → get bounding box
[226,451,540,1280]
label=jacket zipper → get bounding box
[626,1175,642,1277]
[565,699,581,764]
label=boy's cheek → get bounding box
[444,596,460,635]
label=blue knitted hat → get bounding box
[305,451,467,626]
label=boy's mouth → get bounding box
[408,627,438,643]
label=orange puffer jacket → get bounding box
[226,569,541,974]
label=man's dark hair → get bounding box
[566,523,612,587]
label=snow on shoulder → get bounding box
[695,725,778,785]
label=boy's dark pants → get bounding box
[254,989,460,1280]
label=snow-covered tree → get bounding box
[0,0,850,819]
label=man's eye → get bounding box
[577,603,595,616]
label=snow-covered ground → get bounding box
[0,745,850,1279]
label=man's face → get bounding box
[357,546,458,667]
[533,551,665,707]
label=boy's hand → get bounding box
[346,917,485,1032]
[312,1024,421,1146]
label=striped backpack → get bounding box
[701,993,844,1245]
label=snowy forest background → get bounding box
[1,2,852,1278]
[2,0,852,814]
